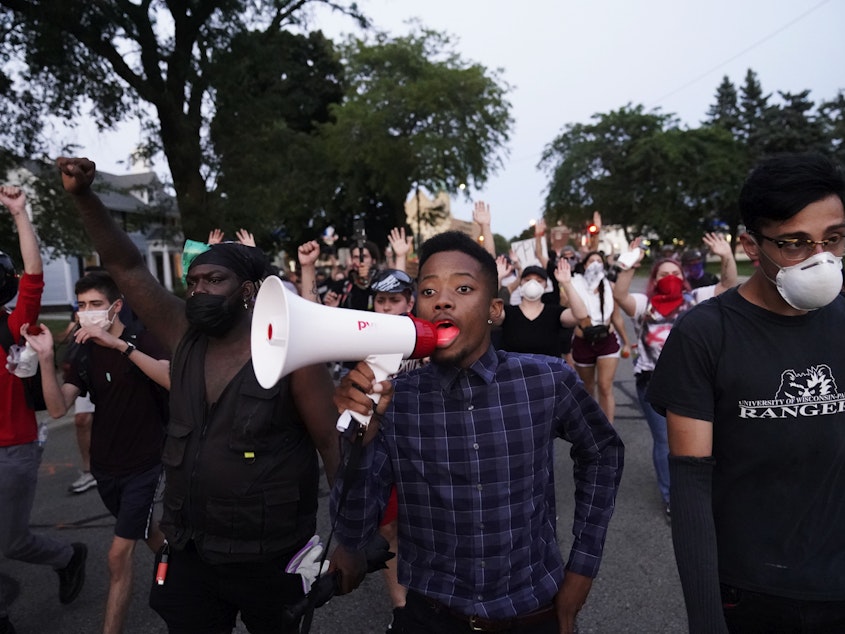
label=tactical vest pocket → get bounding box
[203,482,301,555]
[228,382,285,453]
[161,419,194,468]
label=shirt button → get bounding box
[477,595,483,601]
[467,405,474,411]
[472,443,479,450]
[477,484,483,491]
[479,523,485,530]
[480,561,486,568]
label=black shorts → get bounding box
[571,331,621,366]
[149,542,305,634]
[92,463,161,541]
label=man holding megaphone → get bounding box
[328,231,625,634]
[56,157,341,634]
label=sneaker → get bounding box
[68,471,97,494]
[57,543,87,604]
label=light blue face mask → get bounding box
[181,239,212,284]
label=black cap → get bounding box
[521,265,549,281]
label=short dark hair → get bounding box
[75,271,122,304]
[418,231,498,298]
[739,153,845,233]
[351,240,381,263]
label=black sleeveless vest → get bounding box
[159,329,318,563]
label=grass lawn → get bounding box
[630,257,755,280]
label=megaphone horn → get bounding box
[251,275,437,389]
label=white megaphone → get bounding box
[251,275,438,429]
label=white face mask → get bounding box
[520,279,545,302]
[583,261,605,290]
[78,302,116,329]
[774,251,843,311]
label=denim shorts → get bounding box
[91,463,162,540]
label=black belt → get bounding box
[413,592,557,632]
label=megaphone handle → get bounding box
[336,353,403,432]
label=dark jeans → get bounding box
[400,591,559,634]
[722,584,845,633]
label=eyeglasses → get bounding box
[749,230,845,262]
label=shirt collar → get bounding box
[431,344,499,391]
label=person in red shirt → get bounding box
[0,186,87,634]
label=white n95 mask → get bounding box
[776,251,843,311]
[520,279,545,301]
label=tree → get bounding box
[819,91,845,165]
[208,29,346,249]
[738,69,771,159]
[539,105,674,235]
[0,0,366,241]
[762,90,828,156]
[705,76,741,135]
[540,105,745,246]
[319,28,513,243]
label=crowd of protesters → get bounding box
[2,151,845,633]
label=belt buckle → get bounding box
[469,615,487,632]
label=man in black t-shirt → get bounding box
[648,153,845,633]
[26,271,169,634]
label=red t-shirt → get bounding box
[0,273,44,446]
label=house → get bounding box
[7,161,183,312]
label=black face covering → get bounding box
[185,289,244,337]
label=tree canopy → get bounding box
[318,28,512,247]
[1,3,512,258]
[540,70,844,249]
[0,0,366,245]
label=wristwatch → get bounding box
[122,341,137,358]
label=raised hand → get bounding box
[298,240,321,268]
[388,227,412,258]
[495,255,513,282]
[0,185,26,216]
[472,201,491,227]
[207,228,225,245]
[554,258,572,285]
[56,157,96,195]
[235,228,256,247]
[702,232,732,260]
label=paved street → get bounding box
[3,294,691,633]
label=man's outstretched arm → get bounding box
[56,157,187,352]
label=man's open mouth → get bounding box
[434,320,460,347]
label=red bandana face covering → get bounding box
[650,275,684,317]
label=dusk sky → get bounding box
[72,0,845,240]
